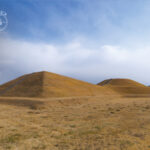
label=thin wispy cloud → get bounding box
[0,36,150,85]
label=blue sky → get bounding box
[1,0,148,44]
[0,0,150,85]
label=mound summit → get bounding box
[0,71,115,98]
[98,78,150,96]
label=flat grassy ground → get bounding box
[0,96,150,150]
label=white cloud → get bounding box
[0,36,150,85]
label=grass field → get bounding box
[0,96,150,150]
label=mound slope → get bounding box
[98,79,150,96]
[0,71,116,98]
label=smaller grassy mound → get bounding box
[98,79,150,97]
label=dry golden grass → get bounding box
[0,96,150,150]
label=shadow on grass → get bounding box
[0,99,44,109]
[123,94,150,98]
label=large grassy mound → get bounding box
[0,71,116,98]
